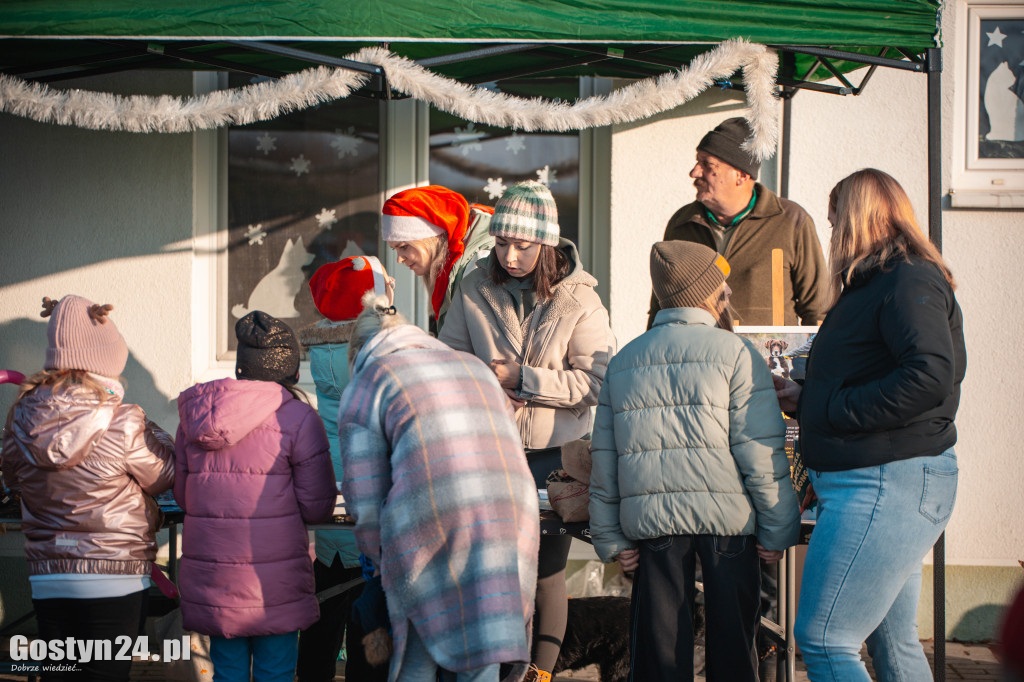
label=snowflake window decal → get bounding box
[256,132,277,156]
[505,132,526,155]
[536,164,558,186]
[316,208,338,229]
[244,224,267,246]
[451,123,485,156]
[330,126,362,158]
[484,178,507,200]
[290,154,311,177]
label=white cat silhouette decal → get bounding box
[232,236,314,319]
[984,61,1024,142]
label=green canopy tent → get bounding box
[0,2,947,679]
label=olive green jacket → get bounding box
[648,184,828,327]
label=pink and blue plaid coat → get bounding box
[338,324,539,680]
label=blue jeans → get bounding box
[396,621,500,682]
[795,449,958,681]
[209,632,299,682]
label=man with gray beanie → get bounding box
[648,116,827,328]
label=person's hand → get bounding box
[489,359,522,389]
[772,373,802,414]
[757,544,784,563]
[616,548,640,574]
[504,388,526,411]
[799,482,817,514]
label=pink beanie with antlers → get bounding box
[42,295,129,378]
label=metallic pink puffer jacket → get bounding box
[1,384,175,576]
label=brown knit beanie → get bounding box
[697,117,760,180]
[650,242,731,310]
[235,311,300,385]
[42,295,128,378]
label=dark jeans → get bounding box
[33,589,148,682]
[297,557,379,682]
[629,535,760,682]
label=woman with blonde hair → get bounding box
[381,185,493,334]
[775,169,966,681]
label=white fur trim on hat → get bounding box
[381,214,445,242]
[353,255,389,298]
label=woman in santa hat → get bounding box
[381,185,494,334]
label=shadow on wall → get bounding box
[0,317,177,431]
[952,604,1008,642]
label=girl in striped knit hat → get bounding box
[439,180,616,682]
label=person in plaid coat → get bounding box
[338,293,539,682]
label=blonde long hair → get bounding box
[6,369,115,425]
[423,235,449,297]
[828,169,954,307]
[698,283,734,332]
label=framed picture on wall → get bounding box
[951,2,1024,205]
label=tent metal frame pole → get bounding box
[416,43,541,67]
[223,40,382,75]
[772,45,926,72]
[926,43,946,682]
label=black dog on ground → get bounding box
[551,596,631,682]
[552,595,710,682]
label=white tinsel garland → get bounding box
[0,39,779,159]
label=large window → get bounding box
[428,79,580,245]
[223,74,380,354]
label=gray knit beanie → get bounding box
[650,241,731,310]
[43,295,129,378]
[235,311,300,385]
[489,180,559,246]
[697,117,760,180]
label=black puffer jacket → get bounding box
[798,257,966,472]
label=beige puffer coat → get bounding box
[1,383,175,576]
[439,239,616,449]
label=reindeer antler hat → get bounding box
[41,295,128,377]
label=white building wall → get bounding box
[0,72,196,431]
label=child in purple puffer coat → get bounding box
[174,311,336,682]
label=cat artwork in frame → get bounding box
[951,1,1024,205]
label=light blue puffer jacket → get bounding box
[298,319,361,569]
[589,307,800,563]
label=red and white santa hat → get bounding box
[380,185,469,244]
[308,255,389,322]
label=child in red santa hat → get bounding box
[381,185,493,334]
[296,254,394,682]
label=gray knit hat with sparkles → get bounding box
[650,241,731,310]
[490,181,560,246]
[235,311,300,385]
[697,117,760,180]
